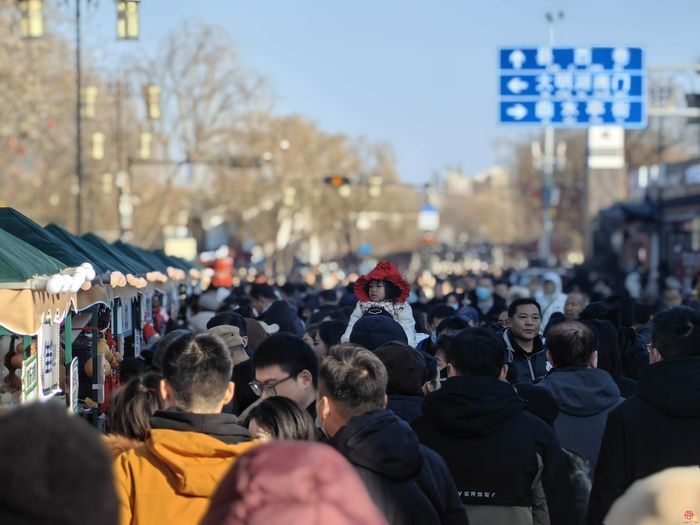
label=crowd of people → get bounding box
[1,259,700,525]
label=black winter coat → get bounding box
[412,376,576,525]
[503,330,551,383]
[331,410,468,525]
[587,356,700,525]
[260,300,303,335]
[387,394,423,423]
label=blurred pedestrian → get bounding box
[661,285,683,310]
[251,333,318,419]
[603,467,700,525]
[201,441,388,525]
[582,320,637,398]
[314,320,347,359]
[105,372,165,457]
[0,403,118,525]
[412,328,576,525]
[246,396,316,441]
[564,293,588,321]
[318,346,467,525]
[538,272,567,331]
[538,322,623,476]
[502,299,550,383]
[349,314,408,350]
[469,275,506,324]
[114,333,256,525]
[587,306,700,525]
[250,283,304,335]
[374,341,428,422]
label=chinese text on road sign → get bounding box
[498,47,646,128]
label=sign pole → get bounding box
[538,13,560,266]
[539,125,555,264]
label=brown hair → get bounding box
[246,396,316,441]
[546,321,595,368]
[108,372,165,441]
[319,346,387,418]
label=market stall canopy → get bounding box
[0,229,76,335]
[0,229,66,286]
[45,224,111,276]
[113,241,168,273]
[81,233,145,276]
[107,241,153,276]
[0,208,88,269]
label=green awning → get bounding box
[44,224,110,276]
[0,229,67,284]
[0,208,88,268]
[153,249,197,271]
[113,241,168,273]
[108,242,153,275]
[81,233,147,275]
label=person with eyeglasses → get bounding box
[251,333,319,422]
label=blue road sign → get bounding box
[498,46,646,128]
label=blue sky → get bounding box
[81,0,700,184]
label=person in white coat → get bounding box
[538,271,567,333]
[341,260,426,348]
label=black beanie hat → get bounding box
[349,315,408,351]
[374,341,428,396]
[0,402,118,525]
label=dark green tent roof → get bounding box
[44,224,111,276]
[113,241,168,273]
[107,242,153,275]
[152,249,195,271]
[0,208,88,268]
[81,233,145,275]
[0,229,67,283]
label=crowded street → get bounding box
[1,2,700,525]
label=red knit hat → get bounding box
[354,260,410,302]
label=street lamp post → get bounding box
[19,0,141,234]
[75,0,84,233]
[537,11,564,266]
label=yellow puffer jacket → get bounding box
[115,425,258,525]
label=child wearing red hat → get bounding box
[341,261,425,347]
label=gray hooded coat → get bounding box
[537,367,623,475]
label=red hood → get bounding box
[354,261,410,303]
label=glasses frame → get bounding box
[249,372,298,398]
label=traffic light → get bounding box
[324,176,350,187]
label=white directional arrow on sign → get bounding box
[507,77,529,94]
[509,49,526,69]
[506,104,528,120]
